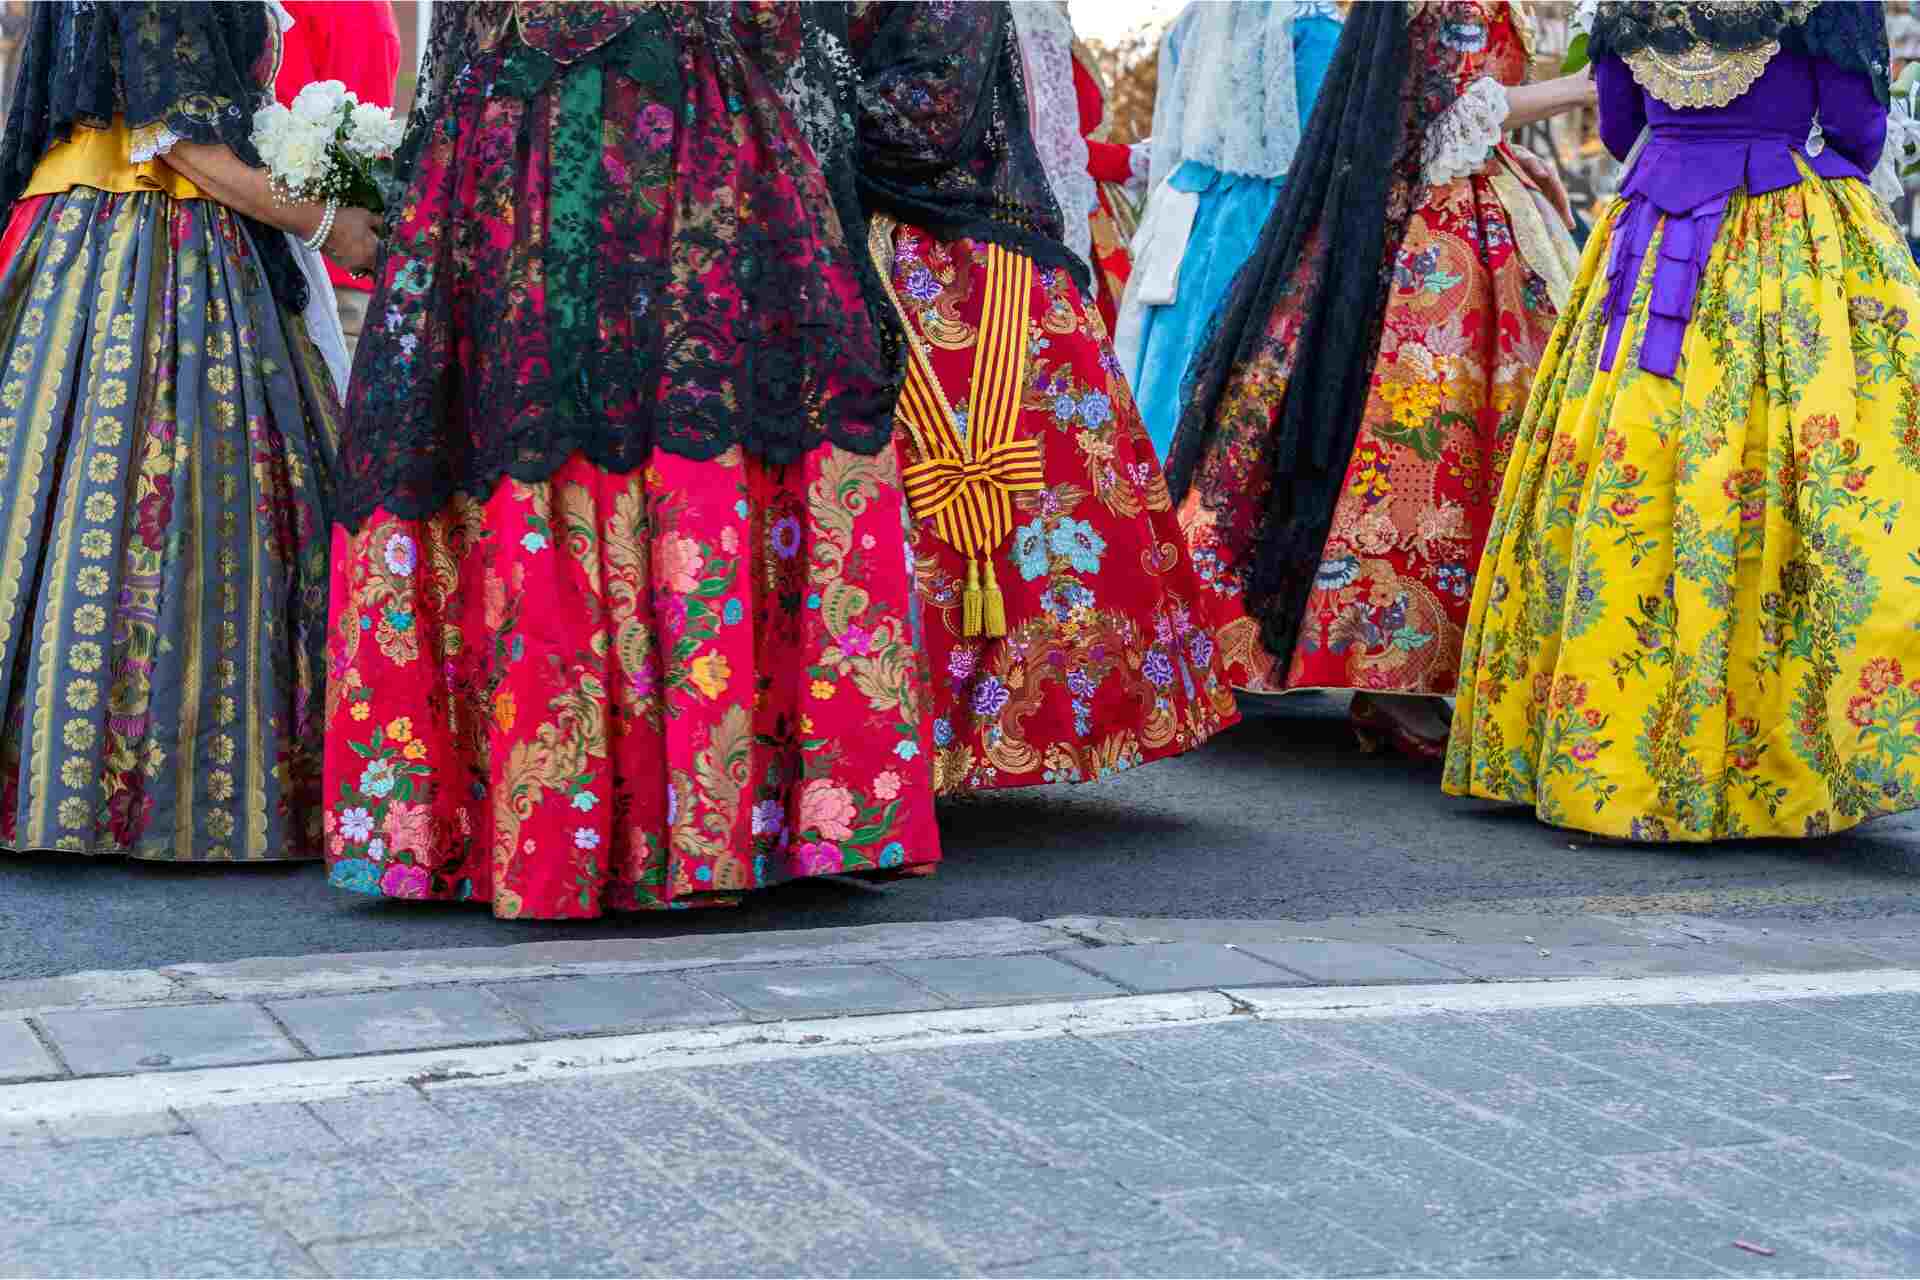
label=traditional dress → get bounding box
[1117,0,1344,458]
[1167,1,1579,749]
[0,3,340,863]
[1447,2,1920,841]
[852,1,1237,795]
[325,3,940,916]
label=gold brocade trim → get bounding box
[1622,39,1779,108]
[869,216,1045,638]
[1487,160,1578,312]
[1608,0,1818,109]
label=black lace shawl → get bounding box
[0,2,306,313]
[333,2,909,529]
[848,0,1088,290]
[1163,0,1420,669]
[1591,1,1891,103]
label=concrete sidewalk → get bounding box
[5,911,1920,1277]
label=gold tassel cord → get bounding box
[890,241,1043,638]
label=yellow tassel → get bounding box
[962,556,983,636]
[982,554,1007,637]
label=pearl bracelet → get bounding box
[303,198,339,253]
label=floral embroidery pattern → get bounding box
[1448,172,1920,840]
[885,229,1236,794]
[325,450,941,917]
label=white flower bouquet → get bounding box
[251,79,405,215]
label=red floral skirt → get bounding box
[882,226,1237,793]
[1180,173,1561,695]
[322,449,941,918]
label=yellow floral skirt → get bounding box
[1445,173,1920,841]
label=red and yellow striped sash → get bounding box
[881,230,1044,637]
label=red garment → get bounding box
[1073,58,1132,184]
[884,228,1238,794]
[275,0,403,292]
[1067,49,1133,333]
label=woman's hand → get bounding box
[1511,146,1575,230]
[164,141,388,272]
[323,207,386,276]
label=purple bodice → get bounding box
[1595,49,1888,378]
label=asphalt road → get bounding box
[7,695,1920,979]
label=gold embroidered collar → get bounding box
[1610,1,1819,109]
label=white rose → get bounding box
[344,102,401,159]
[291,80,351,126]
[251,102,294,157]
[277,137,324,191]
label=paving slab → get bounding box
[0,1019,58,1082]
[187,1101,343,1165]
[1045,913,1658,949]
[1055,942,1306,993]
[685,962,944,1019]
[0,969,182,1017]
[1238,940,1475,986]
[1713,915,1920,943]
[46,1112,187,1144]
[269,987,529,1057]
[36,1003,300,1076]
[1845,937,1920,967]
[1396,941,1747,980]
[164,916,1073,1001]
[309,1088,460,1149]
[888,954,1127,1005]
[484,973,736,1036]
[0,1206,317,1277]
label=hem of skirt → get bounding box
[327,874,744,916]
[325,860,941,918]
[0,842,319,863]
[1234,682,1457,698]
[1441,781,1914,844]
[933,723,1235,796]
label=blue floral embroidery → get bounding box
[1050,518,1106,573]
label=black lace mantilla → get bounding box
[0,2,307,313]
[1165,0,1423,671]
[1592,1,1890,103]
[848,0,1089,292]
[333,2,908,530]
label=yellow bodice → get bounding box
[21,118,203,202]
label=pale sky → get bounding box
[1068,0,1186,44]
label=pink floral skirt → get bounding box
[322,449,942,918]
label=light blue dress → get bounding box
[1129,7,1342,460]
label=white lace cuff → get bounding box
[1125,140,1152,199]
[128,124,183,164]
[1872,150,1905,207]
[1873,98,1920,206]
[1421,76,1510,188]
